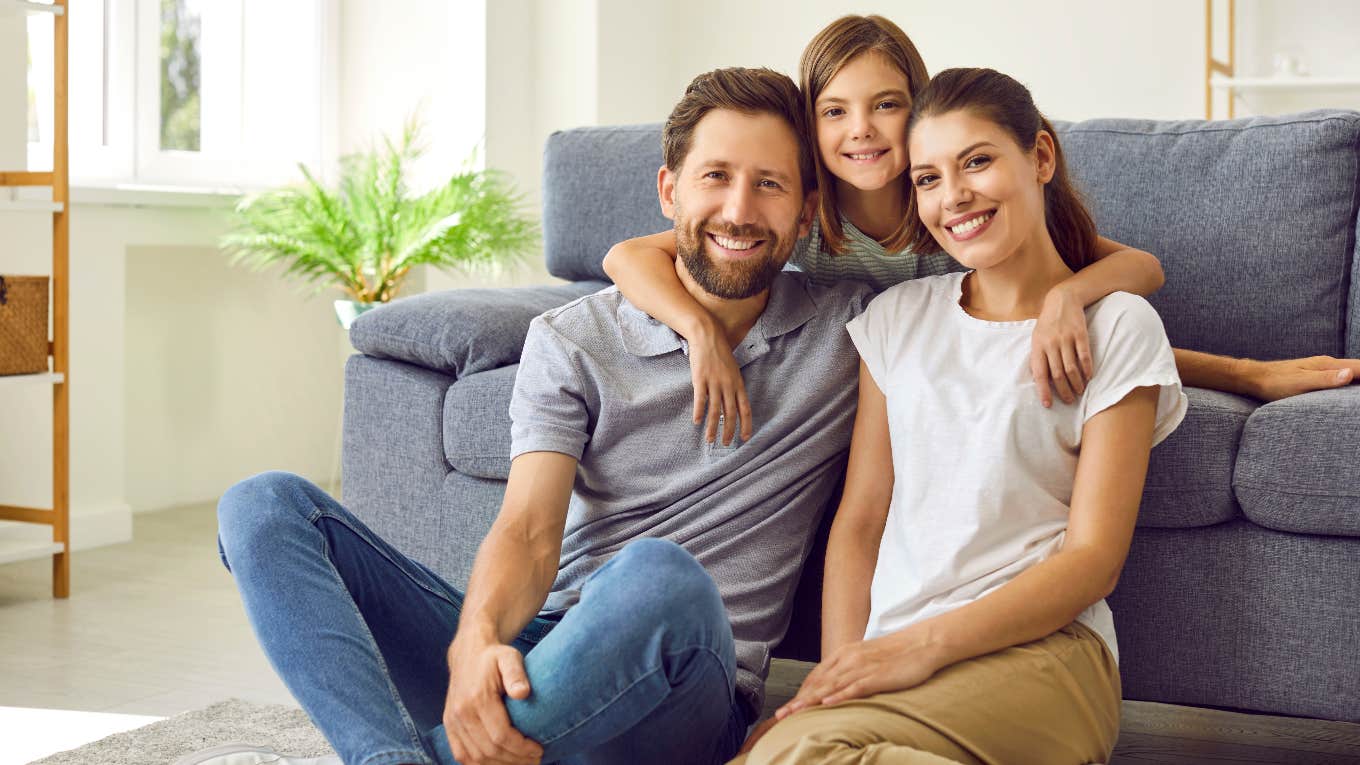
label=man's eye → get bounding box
[965,155,991,169]
[758,179,782,189]
[705,171,727,181]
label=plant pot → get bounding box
[334,300,379,331]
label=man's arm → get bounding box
[443,451,577,765]
[1174,348,1360,401]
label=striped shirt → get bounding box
[790,216,967,292]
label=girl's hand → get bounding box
[689,330,753,445]
[1032,285,1094,407]
[773,631,942,718]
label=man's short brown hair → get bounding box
[662,67,815,194]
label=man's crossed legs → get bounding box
[215,472,750,765]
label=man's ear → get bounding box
[1034,131,1057,184]
[658,165,678,220]
[798,189,819,239]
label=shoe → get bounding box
[171,743,342,765]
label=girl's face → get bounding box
[814,52,911,193]
[907,109,1054,270]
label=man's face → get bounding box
[659,109,816,300]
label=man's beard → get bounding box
[673,211,797,300]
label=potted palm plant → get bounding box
[222,120,538,328]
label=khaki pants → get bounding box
[730,622,1120,765]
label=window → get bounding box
[26,0,335,189]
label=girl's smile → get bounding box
[815,52,911,194]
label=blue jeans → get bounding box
[217,472,750,765]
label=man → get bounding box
[191,67,871,765]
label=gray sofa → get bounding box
[343,110,1360,723]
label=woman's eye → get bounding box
[913,174,937,187]
[965,154,991,169]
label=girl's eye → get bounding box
[965,154,991,169]
[875,100,900,111]
[822,107,845,119]
[913,173,938,187]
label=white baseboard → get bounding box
[0,501,133,552]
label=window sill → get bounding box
[14,183,244,209]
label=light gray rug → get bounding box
[31,699,334,765]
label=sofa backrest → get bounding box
[542,111,1360,359]
[542,124,670,283]
[1058,110,1360,361]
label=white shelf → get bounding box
[0,1,64,15]
[0,372,63,386]
[0,539,64,566]
[1211,75,1360,91]
[0,199,63,213]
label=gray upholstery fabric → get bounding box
[349,282,607,378]
[1139,387,1254,528]
[444,365,517,480]
[1233,387,1360,537]
[1110,521,1360,722]
[1057,112,1360,362]
[542,124,670,282]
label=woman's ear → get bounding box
[1034,130,1057,184]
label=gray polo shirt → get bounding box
[509,272,873,716]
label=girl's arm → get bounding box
[779,385,1159,714]
[1032,237,1164,407]
[818,361,894,657]
[601,231,752,444]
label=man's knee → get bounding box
[608,538,720,610]
[217,471,314,554]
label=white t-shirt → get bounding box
[844,271,1187,663]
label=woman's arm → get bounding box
[601,231,752,444]
[819,361,894,657]
[780,385,1159,713]
[1032,237,1164,406]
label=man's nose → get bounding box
[722,183,759,225]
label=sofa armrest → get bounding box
[349,280,607,378]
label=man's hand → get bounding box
[774,629,943,720]
[444,632,543,765]
[1246,356,1360,402]
[1032,284,1094,407]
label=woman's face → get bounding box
[813,52,911,193]
[907,109,1053,270]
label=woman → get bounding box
[732,68,1187,765]
[602,15,1165,446]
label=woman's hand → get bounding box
[688,328,753,445]
[1032,284,1094,407]
[774,629,943,719]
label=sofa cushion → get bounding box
[1057,111,1360,363]
[443,365,517,480]
[351,282,607,379]
[1138,387,1254,528]
[1233,386,1360,537]
[542,124,672,283]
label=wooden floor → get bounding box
[3,503,1359,763]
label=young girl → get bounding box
[732,67,1187,765]
[602,15,1165,445]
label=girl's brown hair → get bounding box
[904,68,1097,271]
[799,15,929,255]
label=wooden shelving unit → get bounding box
[0,0,71,598]
[1205,0,1360,118]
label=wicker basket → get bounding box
[0,275,51,375]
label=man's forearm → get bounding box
[1174,348,1256,397]
[456,523,561,646]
